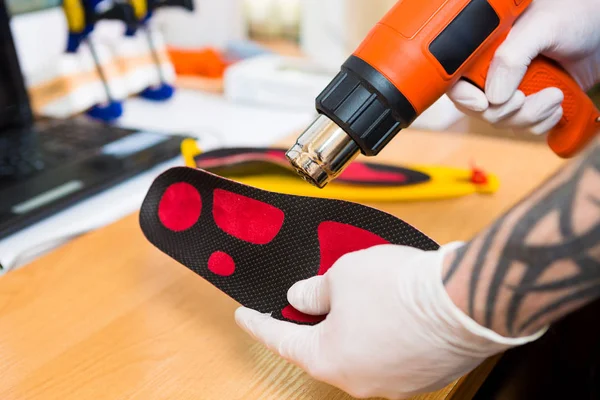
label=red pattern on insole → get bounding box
[266,150,408,184]
[208,251,236,276]
[199,150,409,185]
[317,221,391,275]
[160,185,392,324]
[282,305,327,324]
[284,221,391,323]
[158,183,202,232]
[198,153,273,169]
[213,189,285,245]
[266,150,287,159]
[341,163,407,183]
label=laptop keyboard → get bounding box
[0,119,136,180]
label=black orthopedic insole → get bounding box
[139,167,439,324]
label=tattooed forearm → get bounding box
[443,138,600,338]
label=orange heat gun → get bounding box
[286,0,600,188]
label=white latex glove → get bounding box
[448,0,600,135]
[235,244,545,400]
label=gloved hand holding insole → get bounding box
[139,167,438,323]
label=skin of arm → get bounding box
[442,137,600,338]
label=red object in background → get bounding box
[470,164,489,185]
[167,47,229,78]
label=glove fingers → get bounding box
[447,80,489,112]
[494,88,564,129]
[481,91,526,124]
[486,59,527,106]
[453,91,526,126]
[288,275,331,316]
[235,307,318,369]
[517,106,564,136]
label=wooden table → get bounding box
[0,129,566,400]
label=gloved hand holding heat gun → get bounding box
[448,0,600,135]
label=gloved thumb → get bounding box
[287,275,330,316]
[486,12,553,105]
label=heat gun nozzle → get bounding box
[285,115,361,189]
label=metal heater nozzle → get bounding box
[285,115,361,189]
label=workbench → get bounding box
[0,129,565,400]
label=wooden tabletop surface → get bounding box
[0,129,566,400]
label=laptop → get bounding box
[0,1,186,239]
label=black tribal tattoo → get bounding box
[444,139,600,337]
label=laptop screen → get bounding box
[0,0,33,131]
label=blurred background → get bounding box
[4,0,434,271]
[10,0,598,138]
[0,0,597,271]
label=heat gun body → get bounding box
[287,0,600,188]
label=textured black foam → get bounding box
[139,167,439,324]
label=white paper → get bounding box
[116,89,315,148]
